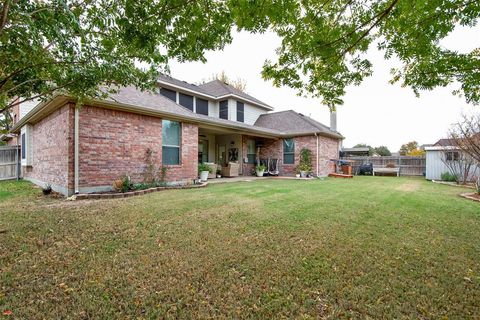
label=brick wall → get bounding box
[23,104,74,194]
[244,134,339,177]
[78,105,198,190]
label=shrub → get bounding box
[42,183,52,195]
[120,175,133,192]
[296,148,312,173]
[441,171,457,182]
[133,183,149,190]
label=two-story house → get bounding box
[9,74,343,196]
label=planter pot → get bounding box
[300,171,307,178]
[295,174,300,178]
[200,171,209,182]
[256,170,265,177]
[216,174,222,178]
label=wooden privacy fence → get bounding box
[0,145,20,181]
[340,156,426,176]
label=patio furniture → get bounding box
[373,167,400,177]
[221,162,239,177]
[258,158,279,176]
[358,163,373,175]
[204,163,218,179]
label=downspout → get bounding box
[74,107,79,194]
[315,133,319,177]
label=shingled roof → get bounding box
[255,110,343,139]
[158,74,273,110]
[12,86,342,140]
[100,86,282,137]
[198,80,272,109]
[434,138,457,147]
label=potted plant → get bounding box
[198,163,212,182]
[255,164,266,177]
[216,169,222,178]
[297,163,310,178]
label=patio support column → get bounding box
[315,133,319,177]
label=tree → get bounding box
[407,149,426,156]
[0,0,245,113]
[450,114,480,163]
[448,114,480,188]
[353,143,374,156]
[202,71,247,92]
[399,141,419,156]
[261,0,480,108]
[374,146,391,156]
[3,1,479,115]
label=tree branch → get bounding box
[0,0,11,35]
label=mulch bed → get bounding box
[459,192,480,202]
[432,180,476,189]
[73,182,208,200]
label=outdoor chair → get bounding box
[268,158,279,176]
[221,162,239,177]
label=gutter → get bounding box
[74,107,79,194]
[315,133,319,177]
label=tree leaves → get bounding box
[261,0,480,107]
[1,0,478,112]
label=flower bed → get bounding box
[74,182,208,200]
[459,193,480,202]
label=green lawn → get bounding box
[0,177,479,319]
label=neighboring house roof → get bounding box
[340,147,370,157]
[255,110,343,139]
[158,74,273,110]
[433,138,457,147]
[0,133,16,142]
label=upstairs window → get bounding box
[160,88,176,102]
[162,120,181,165]
[196,98,209,116]
[219,100,228,120]
[247,139,256,163]
[237,101,244,122]
[445,151,460,161]
[179,93,193,111]
[283,139,295,164]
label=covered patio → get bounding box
[197,125,281,179]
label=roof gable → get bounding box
[158,75,273,110]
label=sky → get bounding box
[167,26,479,152]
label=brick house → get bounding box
[9,75,343,195]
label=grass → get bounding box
[0,177,479,319]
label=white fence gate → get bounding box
[0,146,20,181]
